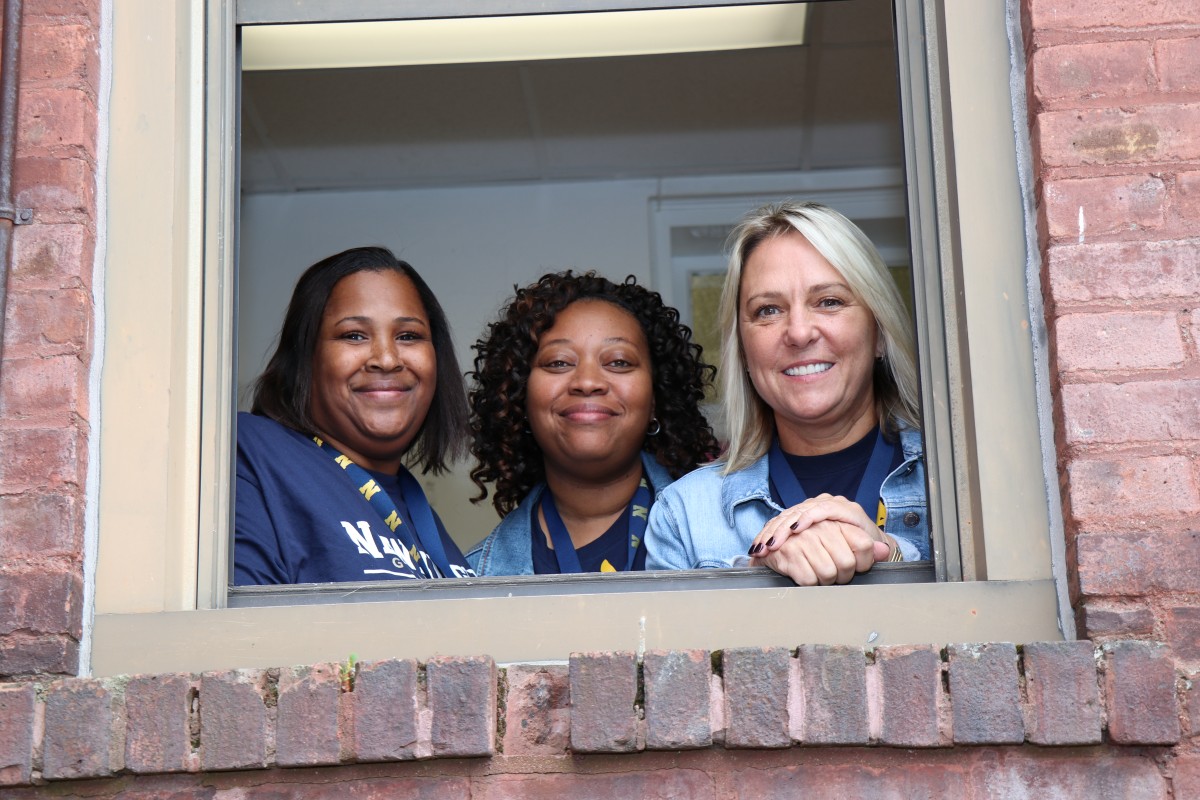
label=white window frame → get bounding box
[90,0,1070,676]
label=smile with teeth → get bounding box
[784,362,833,377]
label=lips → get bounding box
[559,402,619,422]
[354,381,413,396]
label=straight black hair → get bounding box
[252,246,468,474]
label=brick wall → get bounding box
[1,643,1196,795]
[0,0,98,678]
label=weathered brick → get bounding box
[1037,104,1200,168]
[1068,456,1200,523]
[1026,0,1196,30]
[723,647,790,749]
[1047,238,1200,306]
[428,655,495,758]
[948,643,1023,745]
[1175,171,1200,229]
[8,222,92,291]
[1061,380,1200,446]
[874,645,943,748]
[276,663,342,767]
[1031,40,1154,105]
[474,770,716,800]
[1077,531,1200,596]
[0,355,88,421]
[1166,607,1200,664]
[1187,675,1200,739]
[352,658,418,762]
[199,670,268,771]
[21,19,99,86]
[43,678,119,779]
[18,87,98,157]
[1158,39,1200,93]
[0,492,80,558]
[795,645,868,745]
[0,632,78,677]
[568,651,637,753]
[643,649,711,750]
[985,756,1166,799]
[13,156,95,216]
[1055,311,1184,373]
[0,569,83,638]
[0,685,35,786]
[1044,175,1164,239]
[502,664,569,756]
[124,673,193,774]
[1080,601,1155,637]
[1177,756,1200,800]
[1106,641,1180,745]
[3,288,92,355]
[0,428,84,492]
[733,761,970,797]
[1023,641,1102,745]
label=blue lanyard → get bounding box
[538,475,651,574]
[311,435,455,579]
[768,428,895,522]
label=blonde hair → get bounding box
[718,201,920,473]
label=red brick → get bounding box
[1023,641,1102,745]
[125,673,194,774]
[18,87,98,157]
[501,664,569,756]
[8,223,92,291]
[1037,104,1200,167]
[1045,175,1164,239]
[3,289,92,355]
[1061,380,1200,446]
[986,756,1166,798]
[1080,601,1156,637]
[43,678,120,779]
[948,643,1023,745]
[0,632,78,677]
[723,647,790,749]
[0,355,88,421]
[1026,0,1197,30]
[568,651,638,754]
[644,649,711,750]
[428,655,495,758]
[198,670,268,772]
[1047,238,1200,305]
[475,771,715,800]
[732,762,970,798]
[1055,311,1184,372]
[1187,675,1200,739]
[21,19,99,86]
[352,658,419,762]
[275,663,342,767]
[0,428,84,492]
[1031,40,1154,104]
[1068,456,1200,522]
[794,645,868,745]
[13,156,95,215]
[1177,756,1200,800]
[1106,641,1181,745]
[0,685,35,786]
[0,569,82,638]
[0,492,81,558]
[1176,171,1200,228]
[1157,38,1200,92]
[1077,531,1200,595]
[25,0,100,20]
[873,645,943,748]
[1166,607,1200,664]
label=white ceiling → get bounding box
[240,0,902,193]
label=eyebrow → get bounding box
[743,282,852,304]
[332,315,428,327]
[539,335,636,348]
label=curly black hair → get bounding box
[469,271,718,517]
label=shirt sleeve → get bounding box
[233,450,289,586]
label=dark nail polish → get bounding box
[789,520,799,530]
[766,536,776,548]
[747,543,761,556]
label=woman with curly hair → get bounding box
[467,271,718,575]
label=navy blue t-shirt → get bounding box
[772,427,905,522]
[529,501,649,574]
[234,412,474,585]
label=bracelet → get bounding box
[887,539,904,562]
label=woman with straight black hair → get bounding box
[235,246,476,585]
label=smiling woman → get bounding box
[235,247,476,585]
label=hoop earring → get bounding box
[646,418,662,437]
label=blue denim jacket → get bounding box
[645,427,929,569]
[467,452,676,576]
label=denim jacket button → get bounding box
[903,511,921,527]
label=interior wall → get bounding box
[239,177,662,547]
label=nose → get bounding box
[783,307,818,348]
[568,359,607,395]
[367,336,402,371]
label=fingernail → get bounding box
[765,536,776,548]
[747,543,762,556]
[789,520,799,530]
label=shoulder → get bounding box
[640,452,677,493]
[895,424,924,458]
[467,485,543,575]
[237,412,307,450]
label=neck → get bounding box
[776,408,879,456]
[541,460,643,549]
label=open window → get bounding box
[91,0,1068,675]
